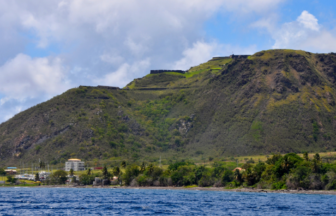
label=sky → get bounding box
[1,0,336,123]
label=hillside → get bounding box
[1,49,336,167]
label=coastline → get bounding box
[3,185,336,195]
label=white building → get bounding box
[65,159,85,171]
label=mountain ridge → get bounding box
[1,49,336,166]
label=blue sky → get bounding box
[0,0,336,123]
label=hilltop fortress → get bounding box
[210,54,250,61]
[151,54,250,74]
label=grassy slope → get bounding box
[1,49,336,167]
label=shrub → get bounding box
[79,174,95,185]
[271,181,287,190]
[122,165,140,185]
[222,170,234,185]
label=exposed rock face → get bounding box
[177,114,195,135]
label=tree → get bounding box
[314,153,321,162]
[79,174,95,185]
[35,173,40,181]
[234,169,242,184]
[87,168,91,175]
[6,176,16,184]
[222,170,233,185]
[147,163,155,175]
[102,165,109,179]
[303,152,309,161]
[69,168,74,176]
[51,170,68,184]
[39,161,45,169]
[122,165,140,185]
[140,162,146,173]
[113,166,121,177]
[266,154,282,165]
[121,161,127,168]
[0,168,6,176]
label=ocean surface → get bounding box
[0,188,336,215]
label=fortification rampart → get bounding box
[79,85,120,90]
[97,85,120,89]
[150,70,185,74]
[230,54,250,59]
[210,54,250,61]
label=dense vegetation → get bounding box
[2,50,336,166]
[3,152,334,191]
[73,152,336,190]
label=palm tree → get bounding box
[140,162,146,173]
[314,153,320,162]
[87,168,91,175]
[148,163,155,175]
[303,152,309,161]
[234,169,242,183]
[69,168,74,176]
[281,156,290,173]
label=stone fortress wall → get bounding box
[211,54,250,61]
[150,70,185,74]
[79,85,120,89]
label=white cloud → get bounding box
[253,10,336,52]
[0,54,69,99]
[94,58,151,87]
[297,10,319,31]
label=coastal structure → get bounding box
[65,159,85,171]
[210,54,250,61]
[79,85,120,90]
[150,70,185,74]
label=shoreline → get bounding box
[3,185,336,195]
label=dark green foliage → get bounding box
[312,120,319,142]
[266,154,283,165]
[122,165,140,185]
[35,173,40,181]
[0,168,5,176]
[79,174,95,185]
[168,161,194,171]
[6,176,16,183]
[109,141,118,148]
[222,170,234,185]
[102,165,109,179]
[171,166,195,186]
[112,166,121,177]
[50,170,68,184]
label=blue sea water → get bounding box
[0,188,335,215]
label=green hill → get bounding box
[1,49,336,167]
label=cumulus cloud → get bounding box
[253,10,336,52]
[0,54,69,99]
[93,59,151,87]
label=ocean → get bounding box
[0,188,335,215]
